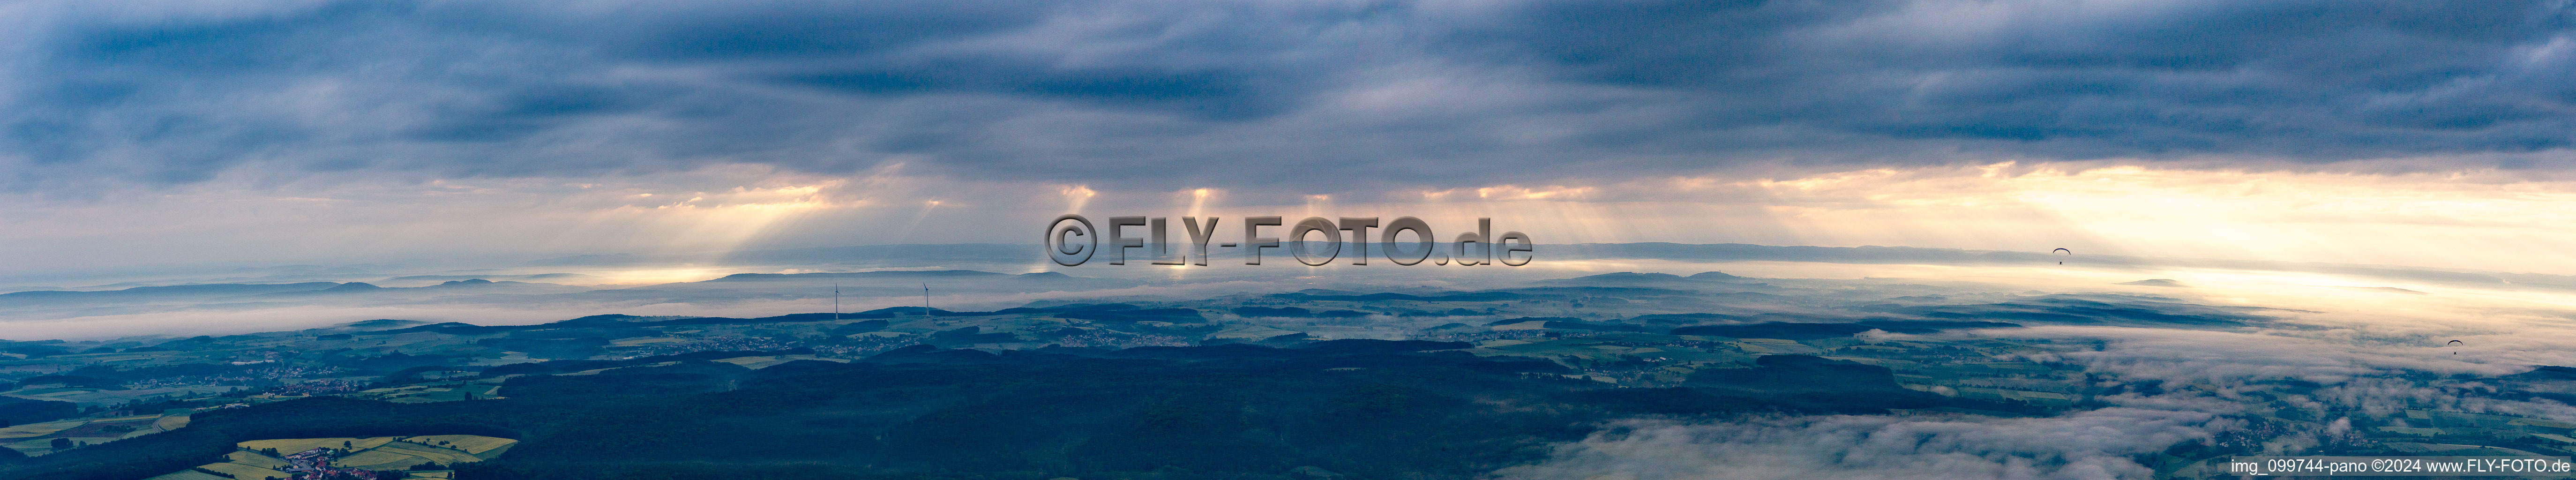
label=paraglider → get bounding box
[2449,339,2464,355]
[2052,248,2072,264]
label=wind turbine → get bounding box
[922,282,931,316]
[833,283,840,321]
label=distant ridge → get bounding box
[710,270,1031,281]
[384,273,605,284]
[1543,271,1759,286]
[0,282,340,305]
[522,241,2576,292]
[339,318,426,330]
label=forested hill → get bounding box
[1,339,1990,480]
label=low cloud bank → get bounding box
[1496,408,2223,480]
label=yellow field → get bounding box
[472,441,514,458]
[331,436,501,469]
[386,441,476,463]
[333,450,434,470]
[237,436,396,453]
[224,450,290,469]
[0,420,83,439]
[149,434,518,480]
[194,461,289,480]
[406,434,519,455]
[0,414,176,442]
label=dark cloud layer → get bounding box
[4,0,2572,192]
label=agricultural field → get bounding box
[187,459,287,480]
[150,435,515,480]
[4,384,235,409]
[238,436,396,453]
[341,380,505,403]
[401,435,517,456]
[0,414,189,457]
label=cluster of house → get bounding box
[265,378,367,396]
[277,447,390,480]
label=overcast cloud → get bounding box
[3,0,2573,194]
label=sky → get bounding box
[15,6,2576,477]
[4,0,2576,280]
[13,5,2576,475]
